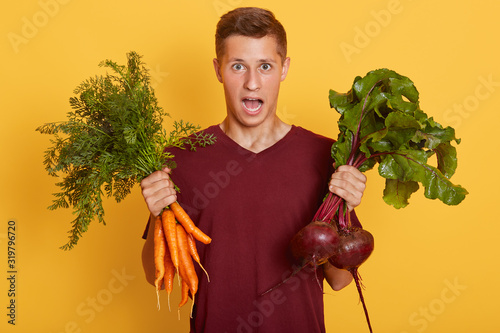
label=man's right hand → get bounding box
[140,167,177,217]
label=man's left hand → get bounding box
[329,165,367,211]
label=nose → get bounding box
[244,69,260,91]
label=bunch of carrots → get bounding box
[153,201,211,317]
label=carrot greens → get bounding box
[36,51,216,250]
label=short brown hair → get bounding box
[215,7,287,63]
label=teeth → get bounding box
[243,98,262,112]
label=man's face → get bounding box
[213,35,290,129]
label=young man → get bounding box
[141,7,367,332]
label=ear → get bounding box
[213,58,223,83]
[280,57,290,82]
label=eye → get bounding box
[232,63,244,71]
[260,63,272,71]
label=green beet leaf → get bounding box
[383,179,420,209]
[328,68,468,210]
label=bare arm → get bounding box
[323,261,353,291]
[141,213,156,286]
[323,164,367,290]
[140,167,177,286]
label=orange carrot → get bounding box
[170,201,212,244]
[178,277,196,319]
[179,279,190,307]
[163,243,176,311]
[178,279,190,319]
[176,223,198,295]
[161,208,179,274]
[153,215,166,310]
[187,233,210,282]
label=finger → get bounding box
[330,172,366,195]
[335,165,367,183]
[329,174,365,210]
[142,177,176,202]
[329,181,363,204]
[145,187,177,217]
[141,170,171,189]
[329,186,362,211]
[140,171,177,216]
[151,191,177,216]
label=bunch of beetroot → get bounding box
[289,69,468,332]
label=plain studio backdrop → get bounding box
[1,0,498,332]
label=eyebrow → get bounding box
[229,58,277,63]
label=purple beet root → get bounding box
[329,227,375,333]
[289,221,340,267]
[260,221,340,296]
[328,228,374,270]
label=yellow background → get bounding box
[1,0,499,332]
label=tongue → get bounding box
[244,99,261,110]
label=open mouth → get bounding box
[242,98,263,114]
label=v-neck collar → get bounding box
[212,124,299,157]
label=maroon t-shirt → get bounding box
[145,125,358,332]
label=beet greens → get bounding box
[327,68,467,211]
[313,68,468,332]
[315,68,468,226]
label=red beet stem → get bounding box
[313,192,342,223]
[338,201,349,231]
[259,263,308,297]
[349,267,373,333]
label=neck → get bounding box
[219,117,292,153]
